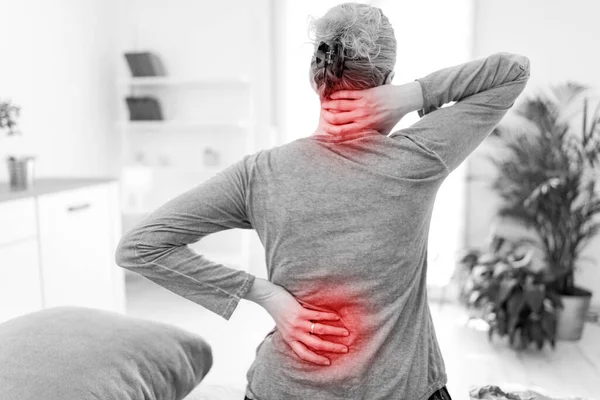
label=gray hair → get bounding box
[309,3,397,99]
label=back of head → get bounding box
[309,3,397,99]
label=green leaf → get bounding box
[520,325,531,350]
[524,286,545,312]
[545,291,563,309]
[468,290,483,306]
[540,310,557,348]
[498,279,519,305]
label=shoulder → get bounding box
[243,137,312,166]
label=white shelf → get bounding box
[123,76,250,88]
[118,120,248,131]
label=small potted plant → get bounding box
[462,235,562,350]
[490,82,600,340]
[0,100,35,190]
[0,100,20,136]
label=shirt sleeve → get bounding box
[114,156,256,320]
[390,52,531,173]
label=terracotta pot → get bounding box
[555,286,592,341]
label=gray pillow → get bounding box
[0,307,212,400]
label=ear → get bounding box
[384,71,395,85]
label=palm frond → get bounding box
[490,81,600,293]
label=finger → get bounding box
[321,99,357,111]
[329,90,363,100]
[303,334,349,354]
[323,122,363,136]
[302,308,341,322]
[309,321,349,337]
[289,340,331,366]
[322,110,363,125]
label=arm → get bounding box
[114,157,256,320]
[414,52,530,114]
[393,52,531,172]
[114,156,350,365]
[321,52,530,173]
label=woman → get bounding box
[115,3,530,399]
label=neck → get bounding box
[313,107,383,137]
[313,107,331,136]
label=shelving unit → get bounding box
[115,0,275,278]
[117,74,256,272]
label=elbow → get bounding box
[493,52,531,80]
[114,230,143,271]
[515,54,531,79]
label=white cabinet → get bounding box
[0,241,43,323]
[0,197,38,246]
[37,184,118,310]
[0,198,42,323]
[0,180,125,324]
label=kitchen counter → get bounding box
[0,177,125,321]
[0,178,118,203]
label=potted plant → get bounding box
[462,235,562,350]
[0,99,35,190]
[490,82,600,340]
[0,100,20,136]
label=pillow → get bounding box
[0,307,212,400]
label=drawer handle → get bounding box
[67,203,91,212]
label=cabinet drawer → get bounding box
[37,185,107,227]
[0,198,37,246]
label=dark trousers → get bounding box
[244,386,452,400]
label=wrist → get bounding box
[396,81,424,114]
[243,277,278,307]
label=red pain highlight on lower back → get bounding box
[294,284,373,367]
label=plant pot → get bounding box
[555,286,592,341]
[6,156,36,190]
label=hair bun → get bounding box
[314,40,345,78]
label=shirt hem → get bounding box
[418,377,449,400]
[243,376,448,400]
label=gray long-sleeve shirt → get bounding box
[115,52,530,400]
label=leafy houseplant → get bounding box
[0,100,21,136]
[490,82,600,340]
[461,236,562,350]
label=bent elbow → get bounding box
[114,231,144,271]
[493,52,531,82]
[515,54,531,79]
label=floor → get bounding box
[125,274,600,400]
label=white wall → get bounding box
[0,0,120,180]
[471,0,600,308]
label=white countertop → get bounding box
[0,178,118,203]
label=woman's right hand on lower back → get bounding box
[250,279,349,366]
